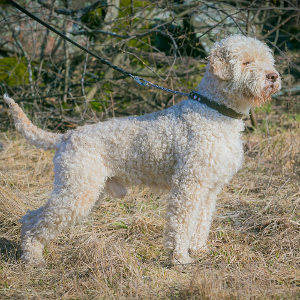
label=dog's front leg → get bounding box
[189,184,223,254]
[164,181,210,265]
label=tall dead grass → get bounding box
[1,126,300,299]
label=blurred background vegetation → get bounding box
[0,0,300,132]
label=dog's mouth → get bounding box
[245,74,281,106]
[263,77,281,98]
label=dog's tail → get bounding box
[3,94,63,150]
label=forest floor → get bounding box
[1,110,300,299]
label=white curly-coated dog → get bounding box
[3,34,281,266]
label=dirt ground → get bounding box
[1,113,300,299]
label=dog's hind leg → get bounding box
[20,150,109,266]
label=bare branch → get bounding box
[37,0,107,17]
[81,50,89,120]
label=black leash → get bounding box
[5,0,244,119]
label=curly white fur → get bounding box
[3,34,281,266]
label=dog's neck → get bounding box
[197,66,252,115]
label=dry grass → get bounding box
[1,121,300,299]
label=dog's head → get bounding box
[208,34,281,106]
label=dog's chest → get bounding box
[178,112,245,181]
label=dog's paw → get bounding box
[171,252,194,266]
[21,239,46,268]
[22,254,46,268]
[189,244,208,256]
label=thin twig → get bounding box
[266,40,300,72]
[262,13,298,39]
[63,21,70,103]
[37,0,107,17]
[81,40,89,120]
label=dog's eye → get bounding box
[243,61,251,65]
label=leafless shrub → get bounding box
[0,0,300,131]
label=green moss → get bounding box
[120,0,152,16]
[180,75,203,89]
[0,57,33,86]
[90,101,104,112]
[197,64,206,70]
[132,57,150,66]
[255,102,273,113]
[288,113,300,123]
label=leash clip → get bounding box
[132,76,150,87]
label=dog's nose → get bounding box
[266,72,278,82]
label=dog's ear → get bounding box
[209,45,233,81]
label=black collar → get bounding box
[189,91,244,120]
